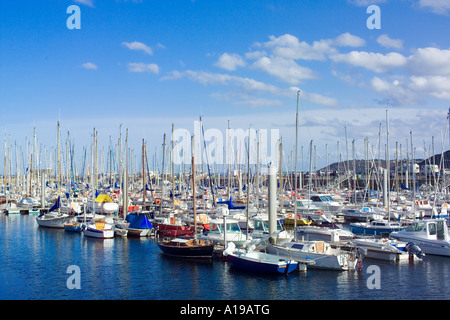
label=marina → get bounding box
[1,115,450,303]
[2,1,450,307]
[1,213,450,301]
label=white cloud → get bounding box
[407,47,450,76]
[215,53,246,71]
[251,56,316,84]
[418,0,450,15]
[330,51,408,73]
[347,0,387,6]
[334,32,366,47]
[127,63,159,74]
[242,33,364,85]
[302,92,338,107]
[256,34,336,61]
[377,34,404,50]
[122,41,153,55]
[162,70,337,107]
[81,62,98,70]
[370,74,450,106]
[74,0,94,7]
[409,75,450,100]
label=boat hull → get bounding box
[349,224,407,236]
[267,243,357,271]
[157,239,214,259]
[390,234,450,257]
[36,214,72,229]
[64,223,85,232]
[226,251,298,274]
[127,228,154,237]
[83,226,115,239]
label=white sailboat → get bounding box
[36,196,72,228]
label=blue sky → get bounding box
[1,0,450,172]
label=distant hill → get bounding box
[318,150,450,173]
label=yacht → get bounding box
[390,218,450,257]
[197,218,251,246]
[267,239,361,271]
[309,194,342,213]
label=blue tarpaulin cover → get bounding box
[126,214,154,229]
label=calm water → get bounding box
[1,214,449,301]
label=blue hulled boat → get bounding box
[349,220,407,236]
[223,243,298,275]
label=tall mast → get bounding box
[171,124,175,209]
[191,135,197,240]
[142,138,146,211]
[294,90,300,229]
[57,121,61,213]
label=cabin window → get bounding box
[292,244,304,250]
[254,220,264,231]
[226,223,241,233]
[311,196,321,202]
[407,222,424,232]
[428,223,436,236]
[210,224,222,233]
[436,220,446,240]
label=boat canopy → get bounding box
[95,194,113,203]
[126,214,154,229]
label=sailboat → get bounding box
[82,128,115,239]
[36,196,72,228]
[157,134,214,259]
[37,122,72,228]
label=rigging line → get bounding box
[200,117,216,207]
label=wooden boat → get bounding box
[223,242,298,275]
[157,237,214,259]
[156,135,214,260]
[153,216,195,238]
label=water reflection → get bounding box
[2,215,450,300]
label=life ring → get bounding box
[415,200,419,205]
[288,213,293,219]
[155,199,161,205]
[296,214,302,220]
